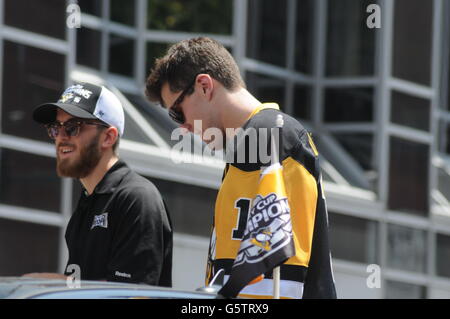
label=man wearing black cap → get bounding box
[26,82,173,287]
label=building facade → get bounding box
[0,0,449,298]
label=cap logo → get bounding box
[59,84,93,104]
[59,93,74,103]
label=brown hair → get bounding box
[145,37,245,106]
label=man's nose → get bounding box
[55,126,70,142]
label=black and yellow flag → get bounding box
[219,116,295,298]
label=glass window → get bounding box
[247,0,287,67]
[122,111,155,146]
[326,0,376,76]
[109,34,135,77]
[448,45,450,112]
[328,213,378,264]
[385,280,427,299]
[293,85,312,120]
[391,91,430,131]
[148,177,216,238]
[76,27,102,70]
[0,149,61,212]
[324,87,374,122]
[4,0,66,40]
[437,119,445,154]
[295,0,314,74]
[437,165,450,203]
[436,233,450,278]
[246,72,285,110]
[2,41,66,142]
[110,0,135,26]
[446,124,450,155]
[147,0,232,35]
[334,133,374,172]
[388,137,429,216]
[0,218,59,275]
[124,93,177,146]
[146,42,172,77]
[393,0,433,86]
[77,0,102,16]
[438,120,450,155]
[387,224,427,273]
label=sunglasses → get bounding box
[45,118,110,140]
[168,77,197,125]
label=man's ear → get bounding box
[197,74,214,100]
[101,127,119,149]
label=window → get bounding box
[122,111,155,146]
[393,0,433,86]
[2,41,65,142]
[77,0,102,16]
[76,27,102,70]
[149,178,216,237]
[437,164,450,203]
[247,0,287,67]
[391,91,430,131]
[388,137,429,216]
[0,149,61,212]
[110,0,136,26]
[147,0,232,34]
[324,87,373,122]
[146,42,172,77]
[436,233,450,278]
[0,218,59,275]
[109,34,135,77]
[387,224,427,273]
[445,123,450,155]
[385,280,427,299]
[334,133,374,172]
[295,0,315,74]
[124,93,177,146]
[4,0,66,40]
[326,0,376,76]
[436,120,450,155]
[328,213,378,264]
[293,85,312,120]
[246,72,285,110]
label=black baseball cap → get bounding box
[33,82,124,136]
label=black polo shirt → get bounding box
[64,160,173,287]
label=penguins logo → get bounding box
[233,193,293,266]
[251,228,273,251]
[59,93,74,103]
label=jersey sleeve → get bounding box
[288,131,337,298]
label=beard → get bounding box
[56,132,102,179]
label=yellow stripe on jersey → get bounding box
[246,103,280,121]
[307,133,319,157]
[214,156,318,267]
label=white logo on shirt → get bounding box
[91,212,108,229]
[115,271,131,278]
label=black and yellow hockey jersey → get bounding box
[206,103,337,299]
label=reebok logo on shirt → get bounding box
[115,271,132,279]
[91,213,108,229]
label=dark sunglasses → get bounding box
[45,118,110,140]
[168,77,197,125]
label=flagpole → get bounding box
[273,266,280,299]
[273,114,284,300]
